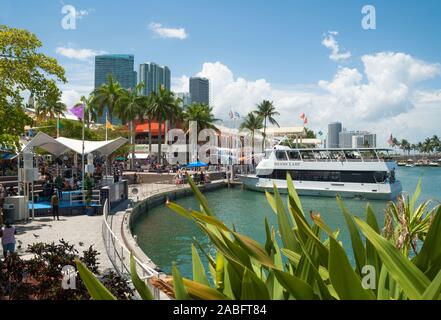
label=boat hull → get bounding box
[238,175,402,201]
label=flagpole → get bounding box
[56,115,60,138]
[82,105,85,204]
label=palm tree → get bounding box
[115,83,149,169]
[92,74,124,123]
[183,103,218,132]
[35,99,67,120]
[239,112,263,165]
[253,100,279,150]
[149,86,180,164]
[431,135,441,156]
[80,95,97,129]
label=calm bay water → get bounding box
[133,167,441,278]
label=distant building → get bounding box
[352,133,377,148]
[94,54,137,124]
[95,54,136,90]
[339,130,377,148]
[189,77,209,105]
[139,62,171,96]
[176,92,192,107]
[327,122,342,148]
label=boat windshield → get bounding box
[360,150,378,161]
[275,150,288,161]
[344,150,362,161]
[299,150,315,160]
[287,150,301,160]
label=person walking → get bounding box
[51,192,60,221]
[1,221,17,258]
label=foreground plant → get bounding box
[165,174,441,300]
[79,174,441,300]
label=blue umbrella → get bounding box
[186,161,208,168]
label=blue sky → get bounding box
[1,0,441,144]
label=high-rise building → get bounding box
[327,122,342,148]
[176,92,192,107]
[94,54,137,124]
[95,54,136,90]
[339,130,377,148]
[139,62,171,96]
[189,77,209,105]
[352,133,377,148]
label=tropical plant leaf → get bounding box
[328,238,374,300]
[172,263,191,300]
[232,231,275,268]
[355,217,430,299]
[130,253,154,300]
[215,251,225,291]
[167,201,192,219]
[183,279,230,300]
[273,269,316,300]
[414,205,441,276]
[286,172,305,217]
[240,268,271,300]
[421,269,441,300]
[185,173,214,216]
[337,196,366,275]
[191,244,210,286]
[409,177,423,215]
[75,258,116,300]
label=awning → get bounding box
[135,122,165,135]
[22,132,128,156]
[128,153,150,159]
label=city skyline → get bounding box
[2,0,441,145]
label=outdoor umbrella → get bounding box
[186,161,208,168]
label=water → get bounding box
[132,167,441,278]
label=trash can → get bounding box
[3,203,15,223]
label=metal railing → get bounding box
[69,189,101,206]
[101,199,163,300]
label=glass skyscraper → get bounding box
[189,77,209,105]
[327,122,342,148]
[94,54,137,89]
[139,62,171,96]
[94,54,137,124]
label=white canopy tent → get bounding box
[22,132,128,156]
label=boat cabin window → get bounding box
[276,150,288,161]
[287,150,301,160]
[299,150,315,160]
[360,150,378,161]
[344,150,362,161]
[264,150,272,159]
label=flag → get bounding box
[229,110,234,119]
[318,130,323,136]
[387,134,394,146]
[106,119,115,131]
[303,117,308,125]
[69,103,84,120]
[299,113,306,120]
[234,111,240,119]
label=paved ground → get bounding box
[2,183,179,273]
[10,214,113,272]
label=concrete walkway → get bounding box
[11,214,113,272]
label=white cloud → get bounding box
[322,31,351,61]
[175,53,441,145]
[56,47,107,61]
[76,8,95,19]
[149,22,188,40]
[172,75,190,93]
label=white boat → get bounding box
[405,163,416,168]
[429,162,440,167]
[238,146,402,200]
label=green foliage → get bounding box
[165,173,441,300]
[183,103,218,131]
[0,25,65,150]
